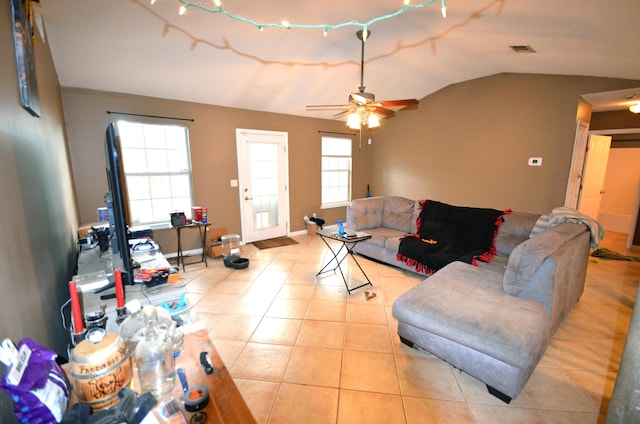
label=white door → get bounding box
[564,120,590,209]
[236,129,289,243]
[578,134,612,220]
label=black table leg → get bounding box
[316,235,372,294]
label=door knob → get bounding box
[245,196,252,200]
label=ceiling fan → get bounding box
[306,30,419,129]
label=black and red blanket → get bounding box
[397,200,509,274]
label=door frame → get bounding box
[235,128,290,243]
[566,126,640,211]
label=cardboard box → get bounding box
[206,227,227,258]
[206,244,224,258]
[307,223,319,235]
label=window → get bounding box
[321,136,352,208]
[116,121,193,226]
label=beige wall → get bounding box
[0,2,79,421]
[591,109,640,131]
[369,73,640,214]
[61,88,368,252]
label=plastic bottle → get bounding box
[201,208,208,224]
[337,219,345,235]
[134,306,176,399]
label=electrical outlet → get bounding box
[528,157,543,166]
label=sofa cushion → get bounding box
[503,223,586,295]
[381,196,416,233]
[494,212,540,256]
[349,197,383,230]
[360,227,405,249]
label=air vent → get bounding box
[509,45,536,53]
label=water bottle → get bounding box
[337,219,345,235]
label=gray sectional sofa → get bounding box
[346,195,592,402]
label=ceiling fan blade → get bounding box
[371,106,395,117]
[378,99,419,107]
[333,109,352,118]
[306,104,350,109]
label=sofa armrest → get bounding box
[503,223,588,296]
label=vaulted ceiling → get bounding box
[37,0,640,120]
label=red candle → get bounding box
[69,281,84,333]
[114,269,125,308]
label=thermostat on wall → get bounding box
[528,157,543,166]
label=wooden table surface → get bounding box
[169,325,256,423]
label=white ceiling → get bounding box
[36,0,640,120]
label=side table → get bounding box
[174,222,210,272]
[316,226,373,294]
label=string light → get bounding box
[169,0,446,35]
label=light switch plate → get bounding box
[528,157,543,166]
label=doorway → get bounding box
[577,134,612,219]
[236,129,290,243]
[566,126,640,248]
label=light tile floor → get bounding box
[179,231,640,423]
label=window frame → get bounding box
[320,135,353,209]
[115,120,194,229]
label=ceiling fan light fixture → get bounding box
[368,113,380,128]
[629,102,640,114]
[347,113,361,129]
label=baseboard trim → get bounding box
[163,248,202,259]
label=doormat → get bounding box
[252,237,299,250]
[591,248,640,262]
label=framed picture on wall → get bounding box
[11,0,40,117]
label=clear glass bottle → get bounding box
[134,306,176,399]
[118,299,144,355]
[119,301,177,357]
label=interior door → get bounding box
[578,134,612,220]
[236,129,289,243]
[564,120,590,209]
